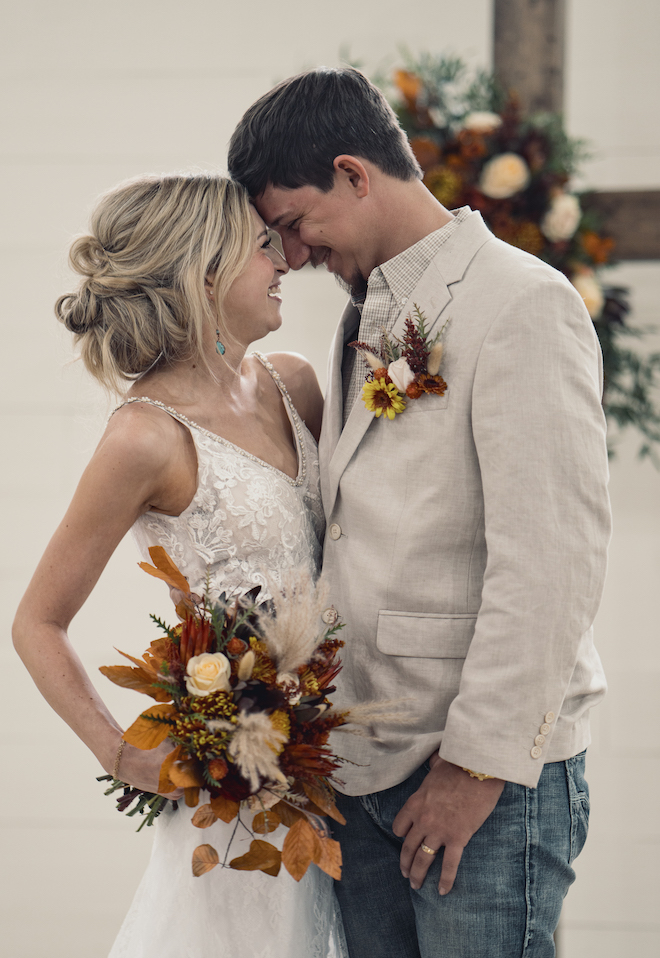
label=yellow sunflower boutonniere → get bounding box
[362,370,407,419]
[350,306,449,421]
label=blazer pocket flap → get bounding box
[376,611,476,658]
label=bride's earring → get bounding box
[215,329,226,355]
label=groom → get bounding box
[229,68,611,957]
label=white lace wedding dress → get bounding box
[108,353,347,958]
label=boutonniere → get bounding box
[349,306,449,420]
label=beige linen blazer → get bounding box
[320,210,611,794]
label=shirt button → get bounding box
[329,523,342,540]
[545,711,555,724]
[400,296,407,305]
[535,734,546,746]
[321,607,338,626]
[540,723,551,735]
[531,746,543,759]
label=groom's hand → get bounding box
[392,755,505,895]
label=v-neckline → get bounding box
[116,353,306,486]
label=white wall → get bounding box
[1,2,658,956]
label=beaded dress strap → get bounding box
[111,355,306,487]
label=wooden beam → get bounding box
[582,190,660,260]
[493,0,565,114]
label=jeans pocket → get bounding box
[566,751,590,864]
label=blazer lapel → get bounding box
[320,211,493,520]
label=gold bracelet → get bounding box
[462,767,495,781]
[113,738,127,780]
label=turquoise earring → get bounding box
[215,330,225,355]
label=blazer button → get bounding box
[329,523,342,540]
[530,746,543,759]
[321,607,338,626]
[539,723,551,735]
[545,711,555,724]
[535,734,546,746]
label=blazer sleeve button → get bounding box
[531,746,543,759]
[539,723,551,735]
[535,734,546,746]
[545,711,555,724]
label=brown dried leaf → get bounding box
[158,745,183,793]
[252,810,281,835]
[123,704,176,750]
[114,647,158,673]
[303,781,346,825]
[184,787,200,808]
[99,665,171,702]
[169,758,204,789]
[210,794,240,824]
[191,804,219,829]
[230,839,281,877]
[139,546,191,595]
[272,801,305,828]
[192,843,219,877]
[315,836,342,880]
[282,818,321,882]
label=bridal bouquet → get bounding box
[98,547,355,881]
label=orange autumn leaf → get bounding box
[138,545,191,595]
[210,794,240,824]
[252,810,281,835]
[123,703,177,750]
[315,836,342,880]
[191,804,219,829]
[169,758,204,789]
[394,69,421,105]
[99,665,171,702]
[184,786,200,808]
[192,843,219,877]
[230,839,281,878]
[302,781,346,825]
[158,745,183,793]
[114,647,159,674]
[282,817,322,882]
[272,801,306,828]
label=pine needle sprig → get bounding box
[149,614,179,640]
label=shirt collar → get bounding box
[367,207,471,309]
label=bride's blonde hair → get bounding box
[55,172,254,392]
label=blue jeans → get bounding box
[333,752,589,958]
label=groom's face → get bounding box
[255,180,368,295]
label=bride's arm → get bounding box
[266,351,324,441]
[12,408,191,794]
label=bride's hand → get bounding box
[118,740,184,799]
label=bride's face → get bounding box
[222,206,289,345]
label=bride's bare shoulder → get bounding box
[264,352,323,441]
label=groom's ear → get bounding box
[332,155,370,198]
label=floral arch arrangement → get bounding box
[380,53,660,459]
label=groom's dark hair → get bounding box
[228,67,422,196]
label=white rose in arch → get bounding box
[571,269,605,319]
[388,357,415,393]
[462,111,502,134]
[479,153,531,199]
[185,652,231,696]
[541,192,582,242]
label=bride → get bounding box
[12,172,346,957]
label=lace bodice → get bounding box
[114,353,324,601]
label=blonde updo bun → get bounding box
[55,173,253,392]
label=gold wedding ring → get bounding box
[420,843,438,856]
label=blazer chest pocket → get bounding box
[406,392,449,414]
[376,610,476,658]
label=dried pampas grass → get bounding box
[209,712,288,793]
[256,570,329,680]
